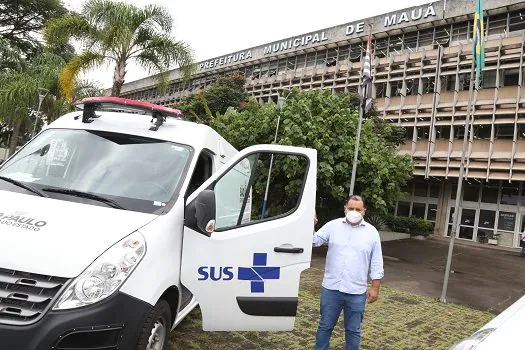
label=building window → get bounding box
[501,185,519,205]
[452,22,469,42]
[435,126,451,139]
[418,28,434,48]
[376,82,387,98]
[509,10,525,32]
[374,38,389,58]
[519,124,525,139]
[414,182,428,197]
[474,125,491,139]
[405,78,419,95]
[481,182,499,204]
[454,125,466,139]
[326,49,338,67]
[488,14,507,36]
[482,70,497,88]
[417,126,430,140]
[458,73,471,91]
[411,203,426,218]
[389,35,403,55]
[405,126,414,140]
[497,211,516,231]
[429,184,440,198]
[503,69,520,87]
[421,77,436,93]
[496,125,515,139]
[296,55,306,70]
[479,210,496,228]
[338,45,350,63]
[305,53,316,68]
[349,43,362,63]
[434,26,451,46]
[287,57,296,71]
[404,32,418,52]
[397,201,410,216]
[463,183,480,202]
[427,204,437,221]
[459,208,476,239]
[316,50,327,68]
[390,80,403,97]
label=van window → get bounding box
[212,151,309,231]
[0,129,192,213]
[186,151,213,196]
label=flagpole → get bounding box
[440,49,477,304]
[349,30,371,197]
[349,88,364,197]
[440,0,484,303]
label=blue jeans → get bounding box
[520,246,525,256]
[315,287,367,350]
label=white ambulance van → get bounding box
[450,293,525,349]
[0,97,317,350]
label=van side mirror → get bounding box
[185,189,216,236]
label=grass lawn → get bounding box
[170,266,494,350]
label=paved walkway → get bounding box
[312,238,525,313]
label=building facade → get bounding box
[119,0,525,248]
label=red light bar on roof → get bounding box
[74,96,183,118]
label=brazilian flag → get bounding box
[473,0,485,85]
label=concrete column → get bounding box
[434,179,451,237]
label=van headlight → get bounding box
[53,232,146,310]
[449,328,495,350]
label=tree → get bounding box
[175,74,249,124]
[0,0,68,56]
[213,88,413,217]
[44,0,195,98]
[0,52,65,156]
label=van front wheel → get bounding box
[135,299,172,350]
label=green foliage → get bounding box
[44,0,194,97]
[0,0,68,56]
[384,215,435,236]
[212,88,413,215]
[174,74,249,124]
[366,212,388,231]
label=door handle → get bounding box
[274,247,304,254]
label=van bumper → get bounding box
[0,291,152,350]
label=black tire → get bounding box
[135,299,172,350]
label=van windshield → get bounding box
[0,129,192,213]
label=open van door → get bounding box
[181,144,317,331]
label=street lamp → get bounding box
[261,90,290,219]
[32,88,49,138]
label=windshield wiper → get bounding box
[41,188,125,210]
[0,176,48,197]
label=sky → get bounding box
[64,0,431,89]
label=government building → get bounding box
[119,0,525,248]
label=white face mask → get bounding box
[346,210,363,225]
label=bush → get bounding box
[384,215,434,236]
[366,213,387,231]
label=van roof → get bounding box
[45,109,237,155]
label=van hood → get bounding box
[0,190,157,278]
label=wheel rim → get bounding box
[147,317,166,350]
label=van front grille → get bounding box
[0,268,68,325]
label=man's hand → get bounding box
[314,212,318,226]
[367,287,379,303]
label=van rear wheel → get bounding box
[135,299,172,350]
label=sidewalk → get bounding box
[312,237,525,313]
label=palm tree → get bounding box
[0,52,65,156]
[44,0,194,98]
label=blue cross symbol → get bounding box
[238,253,280,293]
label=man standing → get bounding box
[313,195,384,350]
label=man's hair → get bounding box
[345,195,366,208]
